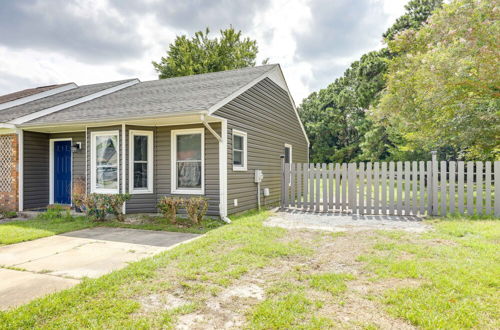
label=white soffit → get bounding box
[0,83,78,111]
[9,79,140,125]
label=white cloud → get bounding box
[0,0,409,103]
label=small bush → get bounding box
[80,194,108,221]
[184,197,208,224]
[105,194,131,222]
[157,196,184,223]
[39,204,72,221]
[74,193,130,222]
[0,210,17,219]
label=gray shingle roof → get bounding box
[0,79,136,123]
[0,83,71,105]
[24,64,277,125]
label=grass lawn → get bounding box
[0,211,498,329]
[0,211,223,246]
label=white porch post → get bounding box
[16,128,23,211]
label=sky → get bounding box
[0,0,408,103]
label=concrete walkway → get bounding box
[0,227,200,310]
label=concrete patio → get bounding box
[0,227,200,310]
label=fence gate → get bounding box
[281,157,500,217]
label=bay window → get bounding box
[91,131,119,193]
[171,128,204,194]
[129,130,153,193]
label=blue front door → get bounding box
[54,141,72,204]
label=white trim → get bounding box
[90,130,120,194]
[85,126,88,194]
[220,118,228,218]
[232,129,247,171]
[16,129,23,211]
[129,130,154,194]
[171,128,205,195]
[0,83,77,111]
[121,124,126,214]
[49,138,73,205]
[284,143,293,164]
[206,65,310,147]
[9,79,139,125]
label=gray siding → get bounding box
[23,131,49,209]
[50,132,86,183]
[214,78,308,214]
[156,124,220,216]
[23,131,86,210]
[85,124,220,216]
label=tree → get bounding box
[153,27,260,79]
[375,0,499,160]
[299,0,444,163]
[383,0,443,41]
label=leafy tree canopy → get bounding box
[375,0,499,160]
[299,0,442,163]
[383,0,443,41]
[153,27,261,79]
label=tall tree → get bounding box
[375,0,499,160]
[299,0,443,163]
[153,27,260,79]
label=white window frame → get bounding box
[171,128,205,195]
[129,130,153,194]
[232,129,247,171]
[284,143,293,164]
[91,130,120,194]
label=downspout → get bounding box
[122,123,126,214]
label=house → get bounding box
[0,64,309,219]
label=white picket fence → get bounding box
[282,159,500,217]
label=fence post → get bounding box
[431,151,438,216]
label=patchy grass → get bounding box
[308,273,356,296]
[0,211,223,246]
[0,211,313,328]
[0,211,497,329]
[359,219,500,329]
[0,214,94,245]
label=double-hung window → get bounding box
[284,143,292,164]
[91,131,119,194]
[129,130,153,193]
[232,129,247,171]
[171,128,204,194]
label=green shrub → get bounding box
[39,204,72,221]
[0,210,17,219]
[184,197,208,224]
[74,193,130,222]
[157,196,184,223]
[104,194,131,222]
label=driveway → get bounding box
[265,210,431,233]
[0,227,200,310]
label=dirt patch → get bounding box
[132,227,421,328]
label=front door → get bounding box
[54,140,72,204]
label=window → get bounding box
[171,128,204,194]
[284,144,292,164]
[232,129,247,171]
[91,131,119,193]
[129,130,153,193]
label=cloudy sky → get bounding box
[0,0,408,103]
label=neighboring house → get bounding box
[0,64,309,219]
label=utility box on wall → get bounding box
[255,170,263,183]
